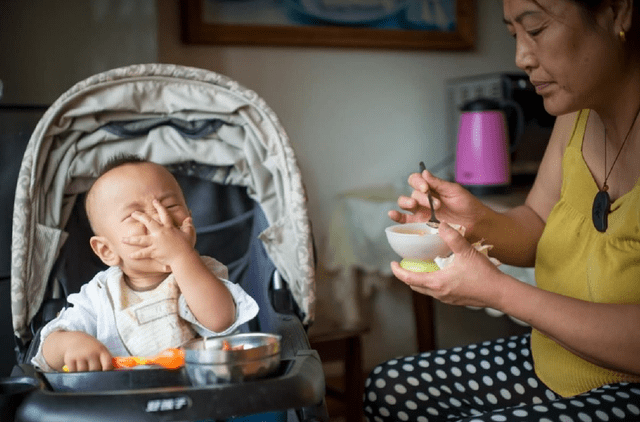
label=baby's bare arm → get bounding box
[171,254,236,332]
[42,330,113,372]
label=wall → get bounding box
[0,0,157,104]
[0,1,519,263]
[157,0,521,370]
[0,0,523,372]
[157,1,519,256]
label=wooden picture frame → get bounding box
[180,0,475,50]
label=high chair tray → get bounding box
[40,359,289,393]
[43,366,192,392]
[13,351,325,422]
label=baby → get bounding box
[33,156,259,372]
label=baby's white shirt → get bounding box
[32,256,259,371]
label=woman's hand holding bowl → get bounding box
[391,221,506,309]
[388,170,505,308]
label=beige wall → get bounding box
[0,0,157,104]
[157,0,521,369]
[0,0,523,371]
[157,0,519,260]
[0,1,518,257]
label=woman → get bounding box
[364,0,640,420]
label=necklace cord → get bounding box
[602,102,640,192]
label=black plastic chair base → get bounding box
[12,349,327,422]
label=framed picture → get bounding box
[180,0,475,50]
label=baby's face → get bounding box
[88,162,193,276]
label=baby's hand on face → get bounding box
[122,200,197,269]
[179,214,196,247]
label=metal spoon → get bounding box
[419,161,440,228]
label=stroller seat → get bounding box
[5,64,327,422]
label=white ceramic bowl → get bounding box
[385,222,451,261]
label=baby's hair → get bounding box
[84,154,148,233]
[96,154,148,178]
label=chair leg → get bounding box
[344,335,364,422]
[412,290,436,352]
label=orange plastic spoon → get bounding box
[62,348,185,372]
[112,348,185,369]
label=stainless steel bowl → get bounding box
[182,333,281,385]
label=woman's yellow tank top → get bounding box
[532,109,640,397]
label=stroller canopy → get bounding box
[11,64,315,342]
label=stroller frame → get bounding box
[5,64,327,422]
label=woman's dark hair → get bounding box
[571,0,639,53]
[530,1,639,53]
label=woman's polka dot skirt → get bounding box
[363,334,640,421]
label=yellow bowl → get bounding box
[400,258,440,272]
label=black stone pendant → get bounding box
[592,190,611,232]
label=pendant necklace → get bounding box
[592,105,640,232]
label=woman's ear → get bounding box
[90,236,121,267]
[611,0,633,33]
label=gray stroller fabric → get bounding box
[11,64,315,342]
